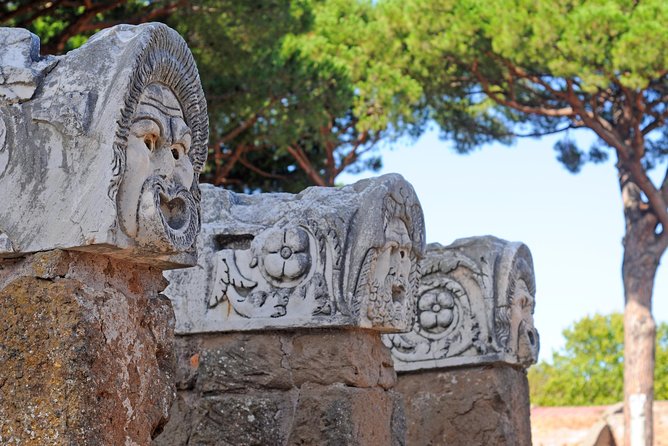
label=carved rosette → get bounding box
[207,223,330,320]
[385,236,539,372]
[164,174,426,334]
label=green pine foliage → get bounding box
[379,0,668,171]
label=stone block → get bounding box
[156,329,404,445]
[396,366,532,446]
[385,236,539,371]
[194,333,294,393]
[187,392,299,446]
[0,251,174,445]
[288,384,395,446]
[288,330,396,389]
[0,24,208,267]
[172,330,396,395]
[165,175,425,332]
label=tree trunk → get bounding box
[622,211,660,446]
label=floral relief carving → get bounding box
[206,223,336,323]
[418,287,456,333]
[261,227,311,283]
[163,174,425,334]
[385,237,539,372]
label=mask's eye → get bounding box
[144,136,156,151]
[172,144,187,160]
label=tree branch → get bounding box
[625,158,668,249]
[76,0,187,33]
[45,0,126,53]
[472,60,575,117]
[13,1,63,28]
[1,0,53,23]
[286,145,327,187]
[642,111,668,136]
[335,131,381,177]
[211,143,247,186]
[237,157,289,181]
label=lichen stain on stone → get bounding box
[0,251,176,445]
[0,277,94,445]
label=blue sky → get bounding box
[339,128,668,362]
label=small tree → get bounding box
[381,1,668,443]
[529,313,668,407]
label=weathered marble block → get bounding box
[165,173,425,333]
[0,23,208,446]
[387,236,539,446]
[0,23,207,267]
[385,236,539,371]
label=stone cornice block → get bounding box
[385,236,539,371]
[165,174,426,333]
[0,24,208,266]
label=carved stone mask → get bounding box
[117,83,198,251]
[510,278,540,364]
[374,218,412,302]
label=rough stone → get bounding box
[171,329,395,394]
[186,392,299,446]
[194,333,294,393]
[288,384,395,446]
[288,330,397,390]
[396,365,532,446]
[0,24,208,267]
[0,250,175,445]
[155,330,403,445]
[385,236,539,371]
[165,174,425,333]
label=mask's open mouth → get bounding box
[159,193,188,230]
[391,276,408,303]
[136,175,199,252]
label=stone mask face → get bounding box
[510,278,540,364]
[117,83,199,251]
[374,218,412,302]
[365,216,415,327]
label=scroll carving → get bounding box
[164,174,425,333]
[385,236,539,371]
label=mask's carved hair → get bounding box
[494,244,536,350]
[108,24,208,233]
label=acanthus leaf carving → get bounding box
[385,236,539,372]
[164,174,425,334]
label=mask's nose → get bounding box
[152,143,176,180]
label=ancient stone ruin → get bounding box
[0,23,539,446]
[0,23,207,444]
[385,237,538,445]
[155,175,425,444]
